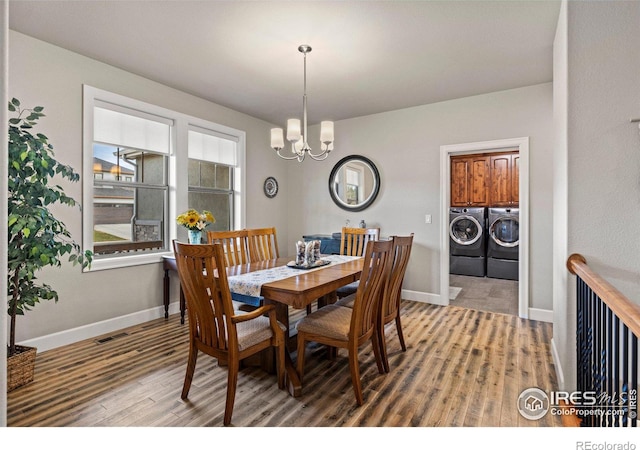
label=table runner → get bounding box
[228,254,361,298]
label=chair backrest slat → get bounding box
[207,230,250,266]
[340,227,380,257]
[247,227,279,262]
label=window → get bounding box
[83,86,246,271]
[188,128,237,232]
[90,104,171,259]
[345,166,361,205]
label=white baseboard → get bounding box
[20,302,182,353]
[551,337,565,391]
[402,289,448,306]
[528,307,553,323]
[21,293,553,353]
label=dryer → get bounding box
[487,207,519,280]
[449,207,487,277]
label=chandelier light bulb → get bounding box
[320,121,334,144]
[270,128,284,149]
[286,119,301,142]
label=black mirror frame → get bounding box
[328,155,381,212]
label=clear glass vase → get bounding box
[188,229,202,244]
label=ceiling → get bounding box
[8,0,561,127]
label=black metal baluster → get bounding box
[622,323,629,427]
[631,333,638,427]
[593,293,600,427]
[577,279,585,396]
[613,315,620,427]
[605,304,613,426]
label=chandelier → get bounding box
[270,45,334,162]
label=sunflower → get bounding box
[177,209,216,230]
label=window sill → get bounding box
[84,251,173,272]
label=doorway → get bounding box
[440,137,529,319]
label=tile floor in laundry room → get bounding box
[449,274,519,316]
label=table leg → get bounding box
[163,269,170,319]
[284,351,302,397]
[180,288,186,325]
[262,298,302,397]
[317,291,337,308]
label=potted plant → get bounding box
[7,98,92,390]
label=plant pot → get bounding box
[7,345,37,391]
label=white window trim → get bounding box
[83,85,246,271]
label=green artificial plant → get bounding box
[7,98,92,356]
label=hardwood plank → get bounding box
[480,313,509,426]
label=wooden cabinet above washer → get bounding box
[450,150,519,207]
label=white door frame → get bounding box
[440,137,529,319]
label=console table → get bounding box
[302,233,342,255]
[162,256,186,324]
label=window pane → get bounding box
[188,191,231,232]
[93,185,166,256]
[188,160,231,189]
[136,152,165,184]
[216,165,231,190]
[93,144,165,185]
[188,159,200,187]
[200,162,216,188]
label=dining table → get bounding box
[162,253,364,397]
[225,254,364,397]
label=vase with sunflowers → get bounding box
[176,209,215,244]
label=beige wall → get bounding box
[554,0,640,391]
[552,0,569,390]
[286,82,555,311]
[8,31,289,344]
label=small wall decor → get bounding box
[264,176,279,198]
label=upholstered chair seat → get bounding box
[296,304,352,341]
[334,293,356,309]
[235,317,286,351]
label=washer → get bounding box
[487,207,519,280]
[449,207,486,277]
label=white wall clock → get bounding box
[263,176,278,198]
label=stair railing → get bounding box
[567,254,639,427]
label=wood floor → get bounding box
[7,301,562,427]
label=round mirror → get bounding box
[328,155,381,212]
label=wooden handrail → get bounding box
[567,253,640,338]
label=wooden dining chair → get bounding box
[336,226,381,298]
[335,234,414,372]
[247,227,280,262]
[206,229,250,266]
[173,241,286,426]
[296,239,393,405]
[378,234,414,371]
